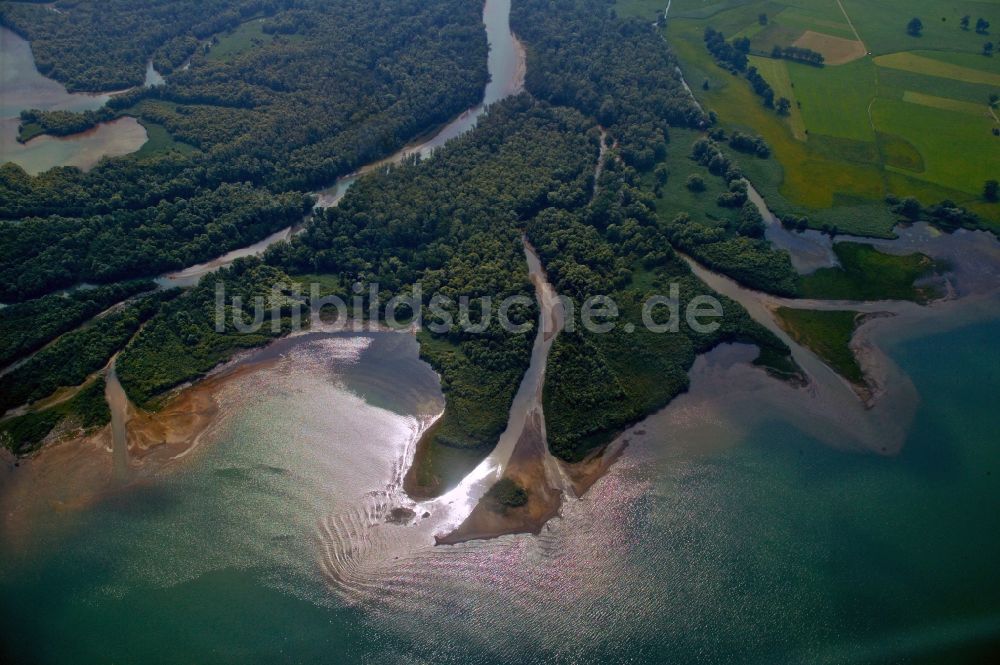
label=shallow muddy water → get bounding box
[2,288,997,665]
[0,27,148,173]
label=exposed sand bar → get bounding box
[0,354,277,546]
[685,253,1000,456]
[425,239,567,541]
[436,412,562,544]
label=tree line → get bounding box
[119,96,599,491]
[770,45,824,66]
[508,0,800,462]
[0,0,293,91]
[511,0,708,171]
[0,279,154,368]
[703,27,795,114]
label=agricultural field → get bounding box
[617,0,1000,235]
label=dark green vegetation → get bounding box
[529,198,796,462]
[117,262,298,408]
[0,0,489,302]
[130,120,199,160]
[0,378,110,455]
[799,243,941,303]
[0,292,177,415]
[770,45,824,66]
[0,184,311,301]
[484,478,528,510]
[510,0,800,463]
[16,122,45,143]
[0,0,953,489]
[18,108,115,139]
[1,1,274,91]
[775,308,864,385]
[266,97,597,493]
[702,27,790,113]
[656,134,800,296]
[0,280,153,368]
[511,0,707,169]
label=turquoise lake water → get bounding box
[1,315,997,664]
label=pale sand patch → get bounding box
[436,411,562,545]
[0,360,272,546]
[793,30,866,66]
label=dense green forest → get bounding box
[511,0,707,170]
[0,280,153,368]
[0,185,310,301]
[528,159,797,462]
[267,96,599,492]
[508,0,800,461]
[116,261,300,406]
[0,290,178,416]
[0,0,933,481]
[0,0,488,302]
[1,0,797,475]
[1,1,283,91]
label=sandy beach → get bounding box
[0,358,275,546]
[436,411,561,544]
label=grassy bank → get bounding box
[775,307,863,384]
[132,120,198,159]
[799,242,941,302]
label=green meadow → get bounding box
[132,120,198,159]
[618,0,1000,235]
[206,18,304,63]
[774,307,863,384]
[648,127,741,226]
[798,242,941,303]
[207,19,269,62]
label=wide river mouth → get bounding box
[1,292,998,664]
[2,1,1000,662]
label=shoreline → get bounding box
[4,221,998,550]
[0,355,277,547]
[436,411,561,545]
[3,286,997,550]
[437,247,1000,544]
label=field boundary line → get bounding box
[836,0,866,52]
